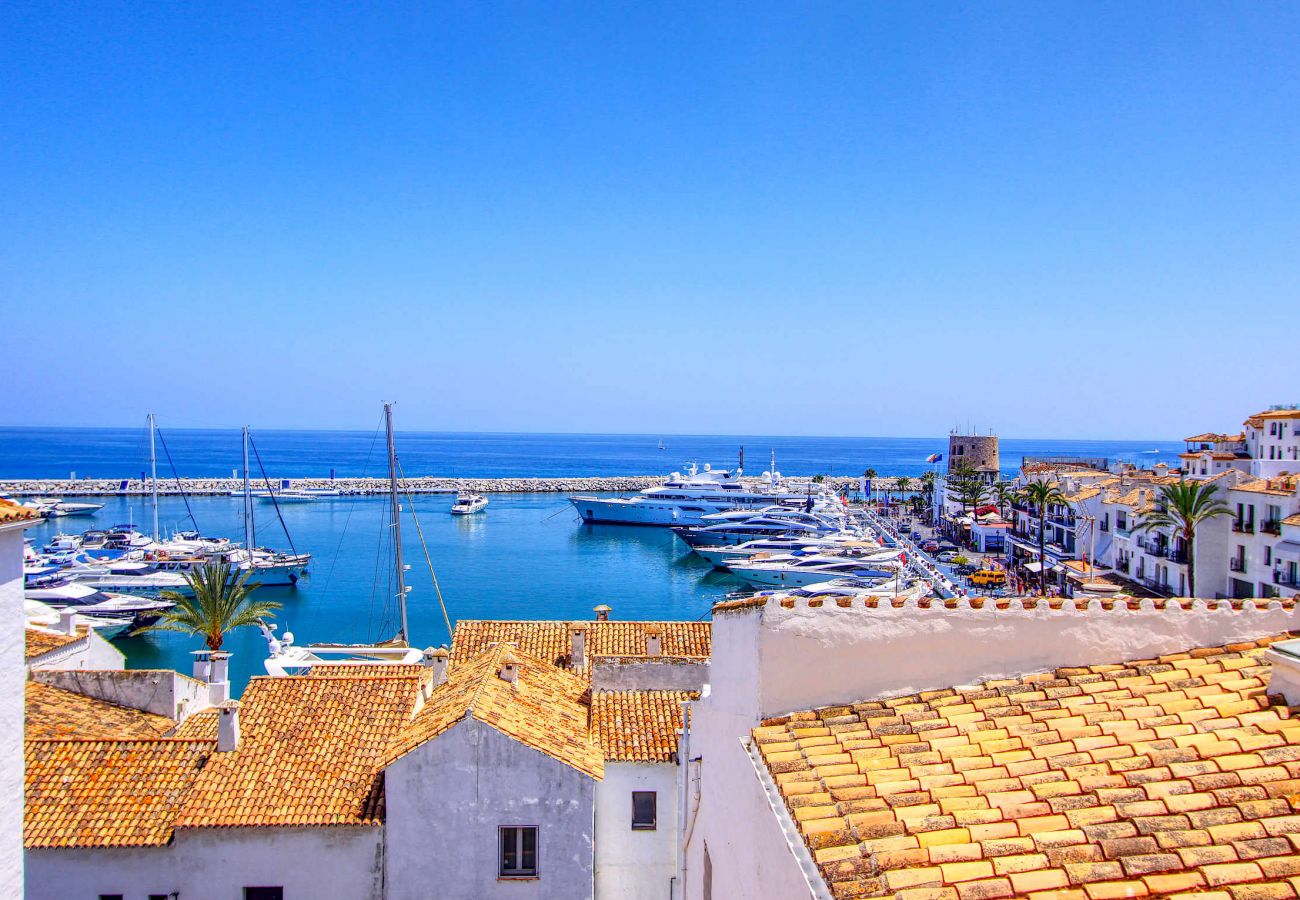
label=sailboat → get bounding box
[259,403,428,675]
[658,439,666,451]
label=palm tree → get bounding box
[992,480,1017,521]
[1019,478,1068,594]
[1132,481,1230,597]
[919,471,937,503]
[149,562,282,651]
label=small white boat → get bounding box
[25,599,132,641]
[255,490,318,503]
[450,493,489,516]
[725,550,905,588]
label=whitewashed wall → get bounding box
[26,825,384,900]
[25,629,123,672]
[1,525,28,899]
[385,717,597,900]
[595,762,679,900]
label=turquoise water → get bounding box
[27,493,732,691]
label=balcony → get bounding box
[1262,520,1282,536]
[1115,526,1131,538]
[1230,558,1247,573]
[1275,570,1300,588]
[1046,516,1078,529]
[1115,559,1130,574]
[1232,520,1255,534]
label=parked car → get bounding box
[969,568,1008,587]
[921,541,940,553]
[954,563,979,576]
[910,531,923,541]
[937,551,959,563]
[937,542,959,552]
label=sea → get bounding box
[9,427,1185,691]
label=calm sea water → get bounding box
[13,428,1186,692]
[0,426,1185,480]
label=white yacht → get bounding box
[59,560,194,596]
[725,549,905,588]
[569,463,835,527]
[25,599,133,640]
[450,493,489,516]
[672,507,851,548]
[693,534,882,568]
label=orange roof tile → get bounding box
[592,690,696,763]
[24,625,88,661]
[1246,409,1300,425]
[26,682,175,740]
[754,635,1300,900]
[308,663,428,678]
[25,739,213,848]
[176,675,420,828]
[169,710,219,740]
[1284,513,1300,528]
[386,644,604,778]
[1185,433,1245,444]
[450,619,711,671]
[1235,477,1300,497]
[0,498,41,523]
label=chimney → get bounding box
[423,646,450,686]
[569,624,588,669]
[208,651,232,706]
[498,651,519,687]
[57,610,78,636]
[645,623,662,657]
[594,604,612,622]
[192,649,212,683]
[217,700,241,752]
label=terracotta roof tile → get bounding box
[386,644,603,778]
[24,625,89,661]
[1234,478,1300,497]
[307,663,428,679]
[755,635,1300,899]
[592,690,696,762]
[176,675,420,828]
[26,682,175,740]
[169,710,219,740]
[25,739,213,848]
[0,498,42,522]
[450,619,710,671]
[1283,514,1300,528]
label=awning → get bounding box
[1023,561,1044,573]
[1276,541,1300,561]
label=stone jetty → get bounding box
[0,474,900,497]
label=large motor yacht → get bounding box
[568,463,835,527]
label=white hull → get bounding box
[570,496,784,527]
[727,564,898,588]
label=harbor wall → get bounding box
[0,475,885,496]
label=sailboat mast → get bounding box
[385,403,409,643]
[149,412,159,541]
[242,426,252,553]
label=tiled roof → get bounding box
[753,635,1300,900]
[25,739,213,848]
[0,498,41,522]
[26,682,175,740]
[1284,514,1300,528]
[176,675,420,828]
[593,690,696,762]
[1185,433,1245,444]
[450,620,711,670]
[718,594,1297,615]
[1235,477,1299,497]
[1247,410,1300,424]
[24,625,88,661]
[386,644,604,778]
[309,663,427,678]
[169,710,219,740]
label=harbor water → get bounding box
[25,493,732,692]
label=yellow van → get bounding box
[969,568,1007,587]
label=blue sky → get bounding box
[3,3,1298,439]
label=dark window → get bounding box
[500,825,538,877]
[149,895,171,900]
[632,791,657,829]
[99,896,124,900]
[245,889,284,900]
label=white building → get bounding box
[682,588,1300,899]
[1,500,42,899]
[25,611,709,900]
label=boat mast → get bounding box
[149,412,159,541]
[385,403,410,643]
[242,426,252,553]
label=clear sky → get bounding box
[4,3,1298,439]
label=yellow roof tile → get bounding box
[755,634,1300,899]
[25,739,213,848]
[24,625,89,661]
[450,619,710,671]
[386,644,603,778]
[26,682,175,740]
[592,690,696,762]
[176,675,421,828]
[0,498,42,523]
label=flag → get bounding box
[926,453,943,464]
[860,476,870,496]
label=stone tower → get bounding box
[948,432,1000,483]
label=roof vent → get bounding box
[569,623,588,669]
[217,700,241,752]
[594,604,612,622]
[645,623,662,657]
[499,652,519,686]
[423,646,449,685]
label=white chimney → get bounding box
[207,651,232,706]
[424,646,449,686]
[594,604,611,622]
[192,649,212,683]
[499,651,519,687]
[645,624,662,657]
[217,700,241,752]
[57,610,78,636]
[570,624,588,669]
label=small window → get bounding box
[632,791,657,829]
[244,889,284,900]
[500,825,538,878]
[149,895,171,900]
[99,895,124,900]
